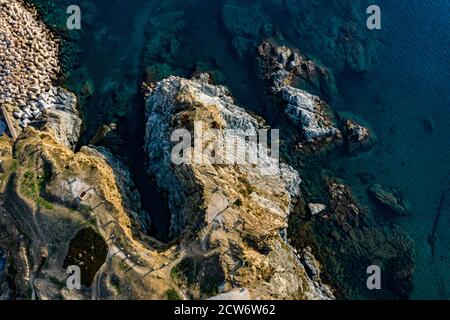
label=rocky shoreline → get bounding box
[0,0,164,300]
[0,0,335,300]
[257,40,376,157]
[0,0,417,301]
[0,0,67,135]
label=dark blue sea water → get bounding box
[31,0,449,298]
[333,0,450,299]
[0,249,5,277]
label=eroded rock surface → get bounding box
[338,112,377,156]
[258,41,343,154]
[258,41,376,156]
[145,74,334,299]
[282,86,342,143]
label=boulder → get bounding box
[338,112,377,155]
[369,184,411,216]
[308,203,326,216]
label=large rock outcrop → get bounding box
[257,41,375,156]
[282,86,342,144]
[144,74,334,299]
[42,87,82,149]
[258,41,343,154]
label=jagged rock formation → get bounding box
[82,145,150,231]
[289,176,415,299]
[338,112,377,155]
[1,103,180,300]
[258,41,343,154]
[1,1,335,297]
[257,41,375,156]
[282,86,342,144]
[308,203,326,216]
[42,87,81,149]
[1,0,334,301]
[0,0,413,302]
[257,41,336,99]
[144,74,334,299]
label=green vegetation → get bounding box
[166,289,182,300]
[25,288,32,300]
[20,171,54,209]
[171,257,197,284]
[10,159,18,172]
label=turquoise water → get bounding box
[30,0,449,298]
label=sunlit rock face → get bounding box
[144,74,335,299]
[282,86,342,143]
[257,41,344,154]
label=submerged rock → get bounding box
[144,74,334,299]
[369,184,411,217]
[222,0,375,74]
[290,177,415,299]
[422,117,435,133]
[222,1,274,59]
